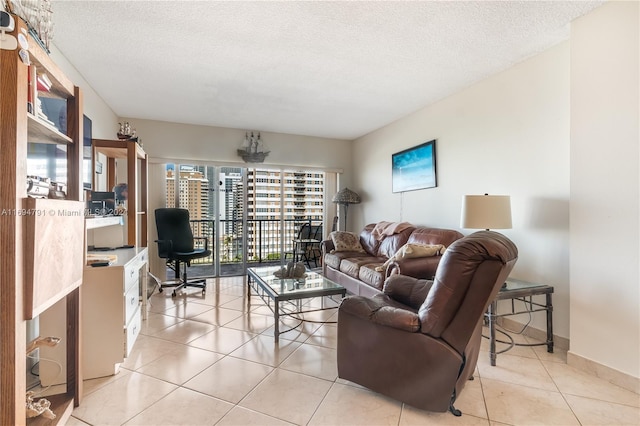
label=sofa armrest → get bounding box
[383,275,434,311]
[340,295,420,333]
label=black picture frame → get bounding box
[392,140,437,193]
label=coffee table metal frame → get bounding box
[247,266,346,342]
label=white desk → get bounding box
[82,247,148,379]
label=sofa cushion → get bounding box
[340,257,383,279]
[359,264,386,290]
[324,251,370,270]
[408,228,463,248]
[359,223,380,256]
[330,231,366,253]
[377,226,415,258]
[376,243,446,272]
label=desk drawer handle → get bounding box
[130,296,136,306]
[130,269,135,278]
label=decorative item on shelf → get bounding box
[26,175,49,198]
[117,121,138,142]
[238,131,269,163]
[25,335,60,420]
[332,187,361,231]
[6,0,54,52]
[460,193,512,231]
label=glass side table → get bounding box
[486,278,554,366]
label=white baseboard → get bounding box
[497,317,639,394]
[567,351,640,395]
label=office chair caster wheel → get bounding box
[171,291,177,297]
[202,289,206,295]
[158,287,163,293]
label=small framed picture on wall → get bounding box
[392,139,437,193]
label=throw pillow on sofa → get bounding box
[375,243,446,272]
[330,231,366,253]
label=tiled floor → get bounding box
[64,276,639,425]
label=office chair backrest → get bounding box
[155,208,195,255]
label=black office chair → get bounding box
[155,208,211,297]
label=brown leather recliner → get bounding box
[337,231,518,415]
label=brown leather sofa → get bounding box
[321,222,463,297]
[336,231,518,415]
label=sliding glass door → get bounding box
[165,164,325,277]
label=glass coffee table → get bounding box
[247,265,346,342]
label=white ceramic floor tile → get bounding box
[309,381,402,425]
[82,369,132,397]
[229,334,302,367]
[305,323,338,348]
[135,344,223,385]
[260,316,323,342]
[224,312,276,334]
[564,393,640,425]
[70,275,638,426]
[184,356,272,404]
[530,338,567,363]
[189,306,244,326]
[477,352,557,392]
[216,406,296,426]
[140,312,183,336]
[162,300,214,319]
[400,404,490,426]
[151,319,216,344]
[482,377,579,425]
[124,387,233,425]
[543,360,640,408]
[451,376,488,419]
[240,369,332,425]
[66,416,90,426]
[279,343,338,381]
[188,326,257,354]
[121,334,186,371]
[71,371,177,425]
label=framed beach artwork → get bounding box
[392,140,437,193]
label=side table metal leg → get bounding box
[246,275,251,311]
[489,300,497,366]
[274,299,280,343]
[546,293,554,353]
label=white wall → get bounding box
[353,42,571,339]
[50,46,118,139]
[121,119,351,173]
[570,1,639,379]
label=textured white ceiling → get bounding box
[50,1,603,140]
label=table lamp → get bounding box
[332,188,361,231]
[461,194,512,230]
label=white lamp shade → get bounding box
[461,195,512,229]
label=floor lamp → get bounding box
[460,194,512,231]
[332,188,361,231]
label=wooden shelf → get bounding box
[91,139,148,247]
[27,113,73,144]
[0,13,84,424]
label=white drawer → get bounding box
[124,308,141,357]
[124,262,139,292]
[124,279,140,325]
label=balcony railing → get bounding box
[188,217,323,268]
